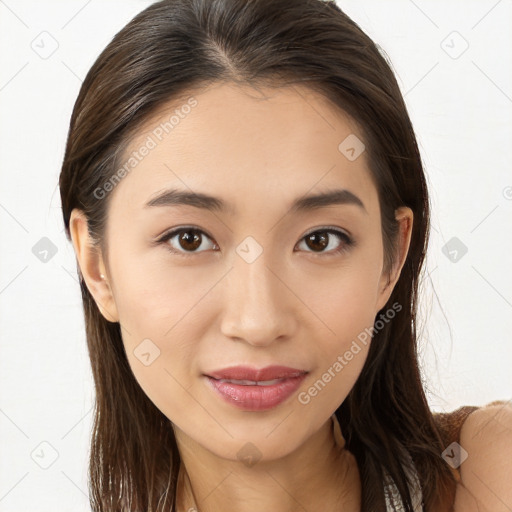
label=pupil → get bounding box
[181,230,201,250]
[308,232,328,252]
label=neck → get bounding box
[174,415,361,512]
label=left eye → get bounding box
[157,227,353,256]
[296,228,353,255]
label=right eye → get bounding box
[157,227,218,256]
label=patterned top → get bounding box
[383,453,423,511]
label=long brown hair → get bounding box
[59,0,456,510]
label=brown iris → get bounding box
[304,232,329,252]
[178,229,202,251]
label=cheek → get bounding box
[119,286,202,423]
[294,255,382,337]
[293,261,382,405]
[110,243,217,335]
[117,275,206,375]
[108,252,212,417]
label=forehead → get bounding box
[108,82,379,218]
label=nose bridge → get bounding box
[220,243,292,345]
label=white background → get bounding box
[0,0,511,510]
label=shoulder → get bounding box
[452,400,512,512]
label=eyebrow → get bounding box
[144,187,367,215]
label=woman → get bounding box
[58,0,511,510]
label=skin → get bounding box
[70,82,415,512]
[453,403,512,512]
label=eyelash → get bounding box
[155,225,355,258]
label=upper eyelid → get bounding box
[157,225,215,243]
[302,225,351,239]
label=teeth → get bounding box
[218,378,283,386]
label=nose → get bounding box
[219,251,296,347]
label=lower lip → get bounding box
[205,374,307,411]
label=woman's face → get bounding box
[72,82,412,462]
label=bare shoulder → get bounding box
[453,400,512,512]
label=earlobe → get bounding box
[375,207,414,313]
[69,209,119,323]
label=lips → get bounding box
[203,365,309,411]
[202,365,309,410]
[205,365,308,382]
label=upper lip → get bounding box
[205,365,308,381]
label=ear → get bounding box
[375,206,414,313]
[69,209,119,323]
